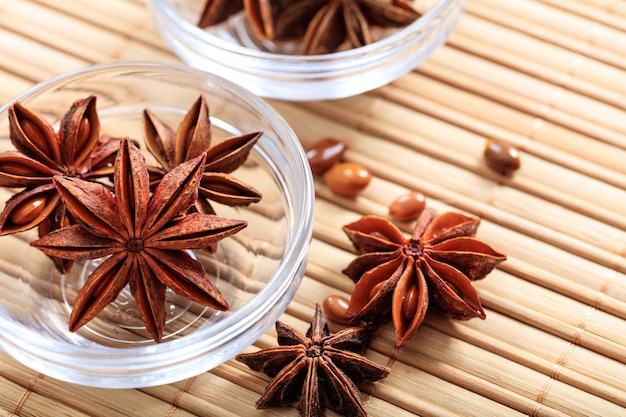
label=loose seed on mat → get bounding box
[323,162,371,197]
[305,137,347,175]
[483,139,520,176]
[323,294,351,325]
[389,191,426,222]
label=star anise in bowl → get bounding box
[143,95,262,218]
[342,208,506,347]
[237,304,390,417]
[31,138,248,342]
[0,62,314,388]
[150,0,466,100]
[198,0,421,54]
[0,96,120,272]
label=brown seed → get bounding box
[305,137,347,175]
[401,285,419,321]
[324,162,371,197]
[9,194,47,225]
[389,191,426,222]
[368,280,386,301]
[323,294,351,324]
[76,118,91,151]
[21,119,52,155]
[484,139,521,175]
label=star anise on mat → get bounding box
[342,208,506,347]
[0,96,119,272]
[198,0,420,55]
[237,304,390,417]
[31,138,248,342]
[143,95,262,218]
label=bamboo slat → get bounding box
[0,0,624,416]
[420,49,626,154]
[0,70,33,104]
[0,0,174,65]
[539,0,626,30]
[469,0,626,69]
[0,352,198,417]
[31,0,170,51]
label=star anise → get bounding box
[342,208,506,347]
[198,0,420,55]
[237,304,390,417]
[143,95,262,218]
[31,138,247,342]
[0,96,120,272]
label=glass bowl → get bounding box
[148,0,467,101]
[0,62,314,388]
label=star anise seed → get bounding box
[199,0,244,27]
[31,138,247,342]
[197,0,420,54]
[342,208,507,347]
[0,96,120,272]
[302,0,420,55]
[237,304,390,417]
[143,95,262,217]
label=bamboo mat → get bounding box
[0,0,625,416]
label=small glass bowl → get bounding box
[149,0,467,101]
[0,62,314,388]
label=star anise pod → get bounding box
[31,138,247,342]
[237,304,390,417]
[300,0,421,55]
[143,95,262,218]
[0,96,120,272]
[198,0,244,27]
[342,208,506,347]
[198,0,420,55]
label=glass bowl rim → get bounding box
[0,61,314,362]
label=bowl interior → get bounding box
[156,0,444,55]
[0,62,313,387]
[149,0,466,100]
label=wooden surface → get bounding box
[1,0,626,416]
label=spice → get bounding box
[198,0,244,27]
[0,96,119,272]
[342,208,506,347]
[143,95,262,219]
[301,0,420,54]
[388,191,426,222]
[323,162,371,197]
[322,294,351,324]
[31,138,247,342]
[483,139,521,176]
[198,0,421,55]
[236,304,390,417]
[305,137,347,175]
